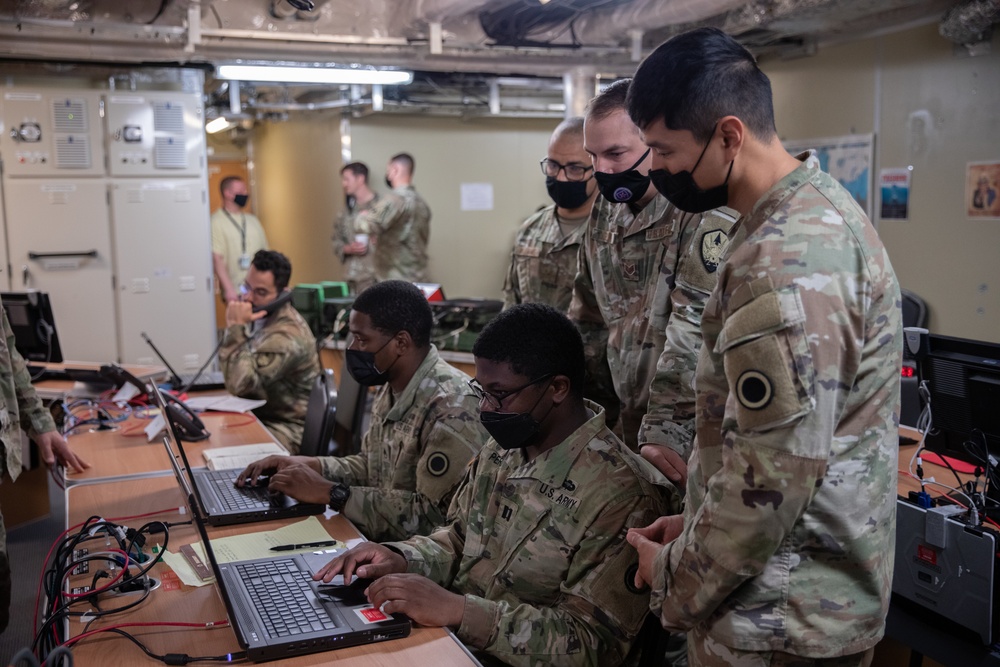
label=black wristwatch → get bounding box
[328,483,351,512]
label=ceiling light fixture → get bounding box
[216,64,413,86]
[205,117,235,134]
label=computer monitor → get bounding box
[921,333,1000,463]
[1,291,63,363]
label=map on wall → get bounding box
[783,134,874,219]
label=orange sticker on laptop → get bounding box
[355,606,389,624]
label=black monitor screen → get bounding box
[921,333,1000,462]
[0,292,63,363]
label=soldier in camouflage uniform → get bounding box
[0,302,89,632]
[357,153,431,283]
[625,28,901,665]
[314,304,679,666]
[239,280,488,542]
[572,79,737,455]
[219,250,320,453]
[502,117,598,311]
[332,162,379,295]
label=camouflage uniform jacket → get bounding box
[332,194,379,292]
[318,346,487,541]
[569,193,735,452]
[651,155,901,657]
[387,402,680,667]
[0,306,57,481]
[360,185,431,282]
[502,204,586,312]
[219,302,320,453]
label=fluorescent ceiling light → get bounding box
[206,117,235,134]
[216,65,413,85]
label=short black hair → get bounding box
[251,249,292,291]
[220,175,244,197]
[473,303,585,397]
[352,280,432,348]
[586,78,631,122]
[390,153,415,176]
[626,27,777,143]
[341,162,369,181]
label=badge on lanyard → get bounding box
[239,253,251,270]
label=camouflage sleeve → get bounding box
[342,418,482,541]
[462,495,659,665]
[360,192,405,235]
[501,246,521,309]
[317,432,372,486]
[641,209,733,458]
[332,210,350,260]
[2,309,55,436]
[652,272,857,630]
[218,325,295,400]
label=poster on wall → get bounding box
[879,168,911,220]
[966,161,1000,220]
[783,134,873,218]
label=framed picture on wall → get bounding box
[783,133,874,219]
[966,161,1000,220]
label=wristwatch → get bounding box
[328,483,351,512]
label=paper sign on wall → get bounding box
[879,168,911,220]
[460,183,494,211]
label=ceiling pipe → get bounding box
[563,66,597,118]
[939,0,1000,44]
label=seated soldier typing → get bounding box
[238,280,488,541]
[219,249,320,452]
[313,303,679,666]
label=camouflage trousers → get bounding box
[689,629,874,667]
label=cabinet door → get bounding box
[3,179,119,362]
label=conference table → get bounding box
[58,406,480,666]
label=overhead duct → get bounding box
[939,0,1000,44]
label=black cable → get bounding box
[70,627,248,664]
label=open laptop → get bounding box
[142,331,226,390]
[152,387,324,526]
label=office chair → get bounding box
[329,363,368,457]
[901,288,929,330]
[900,288,930,428]
[298,369,337,457]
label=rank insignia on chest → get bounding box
[701,229,730,273]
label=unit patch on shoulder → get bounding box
[700,229,730,273]
[427,452,450,477]
[736,370,773,410]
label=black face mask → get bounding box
[345,333,399,386]
[479,380,553,450]
[234,194,249,208]
[649,130,733,213]
[384,176,393,189]
[546,177,592,210]
[593,149,651,204]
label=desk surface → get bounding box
[61,430,478,666]
[65,411,276,485]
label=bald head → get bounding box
[551,116,585,146]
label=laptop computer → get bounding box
[188,501,411,662]
[152,387,325,526]
[141,331,226,391]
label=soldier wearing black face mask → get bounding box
[211,175,269,305]
[502,117,599,312]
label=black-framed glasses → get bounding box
[539,158,593,182]
[468,374,552,411]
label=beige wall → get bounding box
[349,115,557,299]
[763,24,1000,343]
[251,114,343,285]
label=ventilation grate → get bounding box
[154,136,187,169]
[52,98,87,132]
[55,135,91,169]
[153,101,184,134]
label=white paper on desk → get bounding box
[184,394,266,413]
[145,413,166,442]
[112,383,140,403]
[209,516,345,563]
[203,443,288,471]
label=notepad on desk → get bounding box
[184,394,267,414]
[202,442,289,471]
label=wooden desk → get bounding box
[60,433,478,666]
[65,411,276,485]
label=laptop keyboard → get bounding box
[236,559,337,637]
[206,470,272,511]
[179,370,226,389]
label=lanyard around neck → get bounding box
[223,210,247,253]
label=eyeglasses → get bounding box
[240,282,275,300]
[539,158,593,182]
[468,375,552,411]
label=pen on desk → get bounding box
[269,540,339,552]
